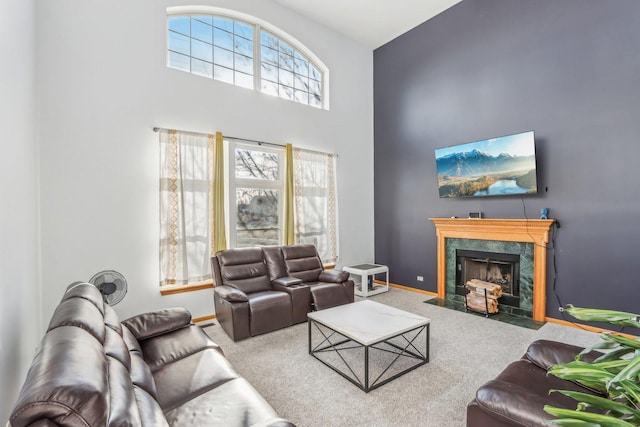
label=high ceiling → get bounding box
[271,0,463,49]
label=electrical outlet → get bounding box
[417,276,424,282]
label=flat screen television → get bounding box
[435,131,537,198]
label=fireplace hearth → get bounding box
[456,249,520,308]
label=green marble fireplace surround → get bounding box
[430,218,556,322]
[446,238,534,318]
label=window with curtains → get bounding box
[159,129,217,286]
[293,148,339,264]
[166,8,328,109]
[158,128,338,287]
[228,141,284,248]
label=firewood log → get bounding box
[466,279,503,298]
[466,293,499,313]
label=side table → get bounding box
[342,263,389,297]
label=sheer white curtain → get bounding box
[292,148,338,263]
[159,129,214,286]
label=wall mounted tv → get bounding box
[435,131,538,198]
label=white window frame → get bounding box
[166,6,330,110]
[226,140,285,248]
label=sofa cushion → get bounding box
[10,327,109,427]
[282,245,323,282]
[524,339,602,370]
[48,296,106,344]
[306,282,350,310]
[164,378,284,426]
[107,356,143,426]
[474,359,601,426]
[134,386,170,427]
[140,324,222,372]
[123,307,192,341]
[152,348,239,411]
[104,326,131,370]
[217,248,272,294]
[248,291,293,336]
[263,246,288,280]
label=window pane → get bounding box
[235,148,279,180]
[235,53,253,75]
[279,69,293,87]
[261,46,278,66]
[294,56,309,76]
[279,52,293,71]
[191,58,212,78]
[309,79,321,96]
[235,188,280,247]
[234,36,253,57]
[295,90,309,104]
[168,31,190,55]
[193,16,212,25]
[235,71,253,89]
[214,65,233,84]
[260,31,278,49]
[310,64,321,81]
[261,79,278,97]
[191,18,212,43]
[279,84,294,100]
[168,17,190,36]
[166,15,324,108]
[191,39,212,62]
[294,75,308,91]
[213,27,233,50]
[213,17,233,32]
[278,40,293,56]
[234,21,253,40]
[261,62,277,82]
[214,46,233,69]
[309,92,322,108]
[168,51,190,71]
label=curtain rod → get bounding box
[153,127,338,157]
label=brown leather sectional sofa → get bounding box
[9,283,294,427]
[467,339,603,426]
[211,244,354,341]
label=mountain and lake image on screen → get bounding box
[435,131,538,198]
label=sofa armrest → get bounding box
[123,307,192,340]
[215,285,249,302]
[319,270,350,283]
[524,339,602,370]
[273,276,303,287]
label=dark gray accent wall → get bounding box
[374,0,640,319]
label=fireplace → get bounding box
[456,249,520,308]
[430,218,556,322]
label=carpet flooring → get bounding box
[203,287,600,427]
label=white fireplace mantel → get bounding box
[430,218,556,322]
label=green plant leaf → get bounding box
[547,420,605,426]
[594,347,637,363]
[562,305,640,329]
[610,356,640,386]
[544,406,637,426]
[549,389,640,417]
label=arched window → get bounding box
[167,7,328,109]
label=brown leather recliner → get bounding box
[278,244,354,310]
[212,247,294,341]
[9,282,294,427]
[466,339,604,426]
[211,244,354,341]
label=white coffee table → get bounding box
[343,263,389,297]
[308,300,430,392]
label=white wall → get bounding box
[0,0,40,421]
[36,0,374,323]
